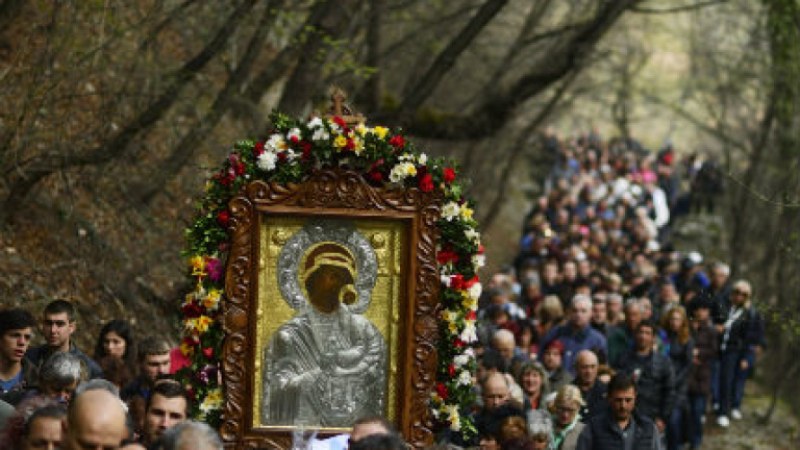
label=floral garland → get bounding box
[177,111,484,441]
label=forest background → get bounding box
[0,0,798,419]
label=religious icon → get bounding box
[261,219,387,427]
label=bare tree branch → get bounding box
[0,0,257,223]
[631,0,727,14]
[396,0,508,117]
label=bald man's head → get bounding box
[492,329,516,362]
[481,372,510,411]
[574,350,599,387]
[63,389,127,450]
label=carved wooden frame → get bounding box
[221,168,442,449]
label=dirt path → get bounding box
[702,381,799,450]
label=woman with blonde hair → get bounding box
[660,305,694,450]
[548,385,584,450]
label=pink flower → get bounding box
[205,258,223,282]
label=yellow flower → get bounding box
[189,256,206,276]
[334,135,348,149]
[196,315,213,334]
[355,123,367,136]
[180,342,195,356]
[405,164,417,177]
[461,292,477,310]
[448,321,459,334]
[460,205,474,221]
[202,288,222,310]
[373,126,389,139]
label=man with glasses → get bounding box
[25,300,103,380]
[716,280,764,427]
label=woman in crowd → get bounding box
[517,361,551,422]
[93,319,138,388]
[660,306,694,450]
[687,296,718,450]
[548,385,585,450]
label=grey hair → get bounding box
[74,379,120,397]
[39,352,84,387]
[155,420,222,450]
[570,294,592,309]
[624,298,643,313]
[712,262,730,277]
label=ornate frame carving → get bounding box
[221,168,442,449]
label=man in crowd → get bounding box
[122,336,172,403]
[590,296,610,336]
[607,299,643,366]
[141,381,190,446]
[572,350,608,421]
[62,386,128,450]
[490,328,527,374]
[576,373,662,449]
[0,308,37,395]
[348,416,397,448]
[4,351,84,406]
[539,294,608,375]
[26,300,103,379]
[616,321,675,435]
[541,340,573,393]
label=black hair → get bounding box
[43,299,76,321]
[93,319,137,368]
[608,372,636,394]
[350,433,407,450]
[147,380,191,414]
[0,308,36,336]
[635,319,657,334]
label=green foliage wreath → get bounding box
[177,111,484,440]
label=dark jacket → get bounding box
[576,379,608,422]
[617,350,676,423]
[659,331,694,405]
[688,320,717,396]
[25,343,104,380]
[576,410,661,450]
[720,305,764,355]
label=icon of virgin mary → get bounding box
[261,221,386,427]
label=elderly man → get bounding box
[62,387,128,449]
[156,421,223,450]
[607,299,643,368]
[539,295,608,375]
[572,350,608,421]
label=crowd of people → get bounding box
[0,132,761,450]
[466,133,764,450]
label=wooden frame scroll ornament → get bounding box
[221,169,442,449]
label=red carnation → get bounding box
[181,302,202,318]
[454,338,465,349]
[254,141,265,156]
[333,116,348,130]
[345,138,356,151]
[300,141,312,160]
[466,310,477,321]
[202,347,214,359]
[464,276,479,288]
[419,173,434,192]
[448,363,456,377]
[437,249,459,265]
[449,274,465,290]
[389,135,405,149]
[289,134,300,144]
[368,170,384,183]
[217,210,230,227]
[277,152,287,162]
[443,167,456,183]
[435,382,449,400]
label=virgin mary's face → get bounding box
[307,265,352,313]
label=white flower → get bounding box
[441,202,460,221]
[328,120,342,134]
[418,153,428,165]
[445,405,461,431]
[431,407,441,419]
[454,354,470,367]
[472,254,486,269]
[266,134,286,152]
[257,152,278,171]
[457,370,472,386]
[389,162,416,183]
[398,153,414,162]
[441,275,452,288]
[286,127,301,142]
[464,228,480,245]
[468,282,482,301]
[459,322,477,343]
[312,127,330,142]
[307,117,324,129]
[284,149,299,161]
